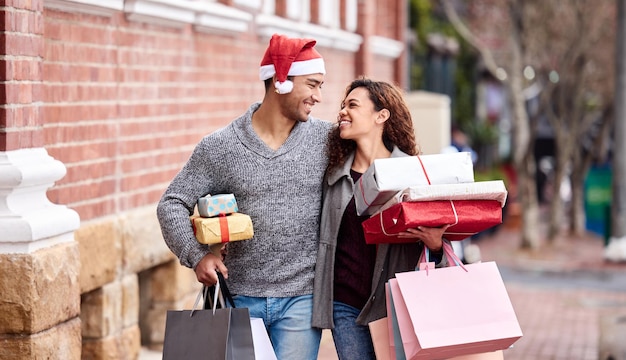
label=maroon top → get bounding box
[333,170,377,310]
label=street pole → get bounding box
[607,0,626,260]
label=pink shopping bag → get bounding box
[391,251,522,359]
[448,350,504,360]
[369,317,393,360]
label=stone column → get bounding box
[0,1,82,359]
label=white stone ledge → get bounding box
[0,148,80,254]
[43,1,365,42]
[255,14,363,53]
[45,0,125,17]
[124,0,196,28]
[45,0,252,34]
[193,2,252,34]
[369,35,405,59]
[125,0,252,33]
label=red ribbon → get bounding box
[191,218,197,235]
[360,156,432,207]
[218,214,230,243]
[416,155,431,185]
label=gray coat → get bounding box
[312,146,433,329]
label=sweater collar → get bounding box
[234,102,308,159]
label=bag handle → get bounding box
[191,272,236,316]
[215,271,236,308]
[418,241,467,275]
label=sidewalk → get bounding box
[474,225,626,360]
[317,223,626,359]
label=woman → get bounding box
[312,78,449,359]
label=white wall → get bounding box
[405,91,451,155]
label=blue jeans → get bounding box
[234,294,321,360]
[332,301,376,360]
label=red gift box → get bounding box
[362,200,502,244]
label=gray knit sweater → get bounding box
[157,102,332,297]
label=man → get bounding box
[156,34,331,359]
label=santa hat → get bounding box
[259,34,326,94]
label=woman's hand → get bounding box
[397,224,450,251]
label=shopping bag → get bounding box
[162,273,255,360]
[448,350,504,360]
[162,305,231,359]
[387,278,411,360]
[369,317,393,360]
[209,272,277,359]
[391,243,522,359]
[250,317,278,360]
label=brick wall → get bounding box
[0,0,45,150]
[37,4,405,222]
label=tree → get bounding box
[440,0,541,249]
[529,1,614,240]
[441,0,616,246]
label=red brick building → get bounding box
[0,0,409,358]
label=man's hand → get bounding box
[194,253,228,286]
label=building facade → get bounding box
[0,0,408,358]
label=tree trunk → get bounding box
[547,156,565,240]
[517,153,541,248]
[569,157,587,236]
[612,0,626,240]
[508,4,541,249]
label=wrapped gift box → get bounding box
[191,213,254,244]
[380,180,508,212]
[355,152,474,216]
[197,193,238,218]
[361,200,502,244]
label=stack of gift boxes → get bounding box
[190,194,254,245]
[355,152,508,244]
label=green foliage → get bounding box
[409,0,478,130]
[474,167,508,183]
[464,121,499,148]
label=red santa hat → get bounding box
[259,34,326,94]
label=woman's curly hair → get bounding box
[326,77,420,172]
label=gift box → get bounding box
[355,152,474,216]
[191,213,254,245]
[379,180,508,212]
[361,200,502,244]
[197,194,238,218]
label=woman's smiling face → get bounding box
[337,87,381,140]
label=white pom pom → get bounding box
[275,80,294,94]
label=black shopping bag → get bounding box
[162,273,255,360]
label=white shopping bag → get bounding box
[250,318,278,360]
